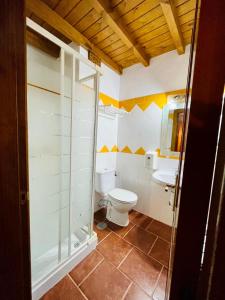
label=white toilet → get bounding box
[95,169,138,226]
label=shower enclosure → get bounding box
[26,18,101,299]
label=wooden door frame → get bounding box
[169,0,225,299]
[198,93,225,299]
[0,1,31,299]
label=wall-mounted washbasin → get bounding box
[152,170,177,187]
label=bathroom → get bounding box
[26,19,189,298]
[24,2,197,299]
[1,1,225,300]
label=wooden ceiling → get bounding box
[26,0,197,74]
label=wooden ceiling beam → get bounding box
[26,0,123,74]
[160,0,185,54]
[26,29,60,58]
[88,0,150,67]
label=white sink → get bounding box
[152,170,177,187]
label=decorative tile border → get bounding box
[99,89,186,112]
[97,145,179,159]
[99,93,119,108]
[97,145,147,156]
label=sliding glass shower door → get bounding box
[27,43,98,285]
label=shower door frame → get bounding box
[26,17,102,299]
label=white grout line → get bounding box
[96,230,112,245]
[117,267,133,282]
[122,223,136,238]
[121,237,137,249]
[78,257,104,287]
[156,236,172,244]
[121,282,133,300]
[148,255,165,268]
[109,230,123,239]
[118,266,153,299]
[121,231,158,257]
[119,237,165,269]
[117,247,134,269]
[148,236,158,255]
[67,274,89,300]
[146,218,154,229]
[151,266,164,298]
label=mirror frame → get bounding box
[160,95,185,158]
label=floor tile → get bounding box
[80,260,131,300]
[41,276,86,300]
[93,222,111,243]
[146,220,172,242]
[107,221,135,237]
[149,238,171,267]
[97,232,132,266]
[120,249,162,296]
[131,213,153,229]
[69,250,104,285]
[125,283,152,300]
[124,225,157,254]
[129,210,140,221]
[153,268,168,300]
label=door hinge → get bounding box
[20,190,29,205]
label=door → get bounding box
[165,0,201,297]
[168,0,225,299]
[0,0,31,299]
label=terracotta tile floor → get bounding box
[41,210,172,300]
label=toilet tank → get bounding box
[95,169,116,194]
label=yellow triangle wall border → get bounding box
[135,147,146,155]
[97,146,179,159]
[118,89,187,112]
[99,92,119,108]
[111,145,119,152]
[99,145,110,153]
[99,89,187,112]
[121,146,133,154]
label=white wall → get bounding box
[78,45,120,100]
[120,45,191,100]
[100,64,120,100]
[92,47,190,224]
[96,63,120,172]
[116,47,190,225]
[117,103,162,153]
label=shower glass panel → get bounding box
[27,42,98,285]
[70,61,97,252]
[27,44,64,283]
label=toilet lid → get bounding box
[108,188,137,204]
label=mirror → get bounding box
[160,94,185,157]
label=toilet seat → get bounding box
[108,188,137,204]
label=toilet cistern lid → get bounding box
[108,188,137,203]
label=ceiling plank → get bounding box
[26,29,60,57]
[26,0,122,74]
[88,0,150,66]
[160,0,185,54]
